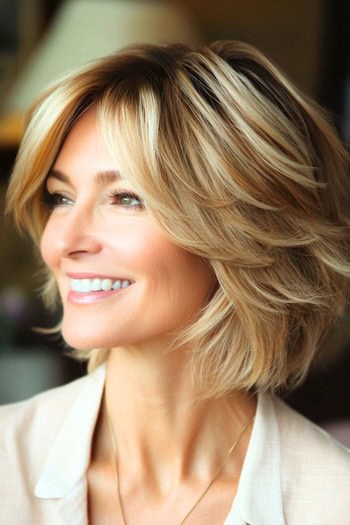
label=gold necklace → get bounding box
[106,404,254,525]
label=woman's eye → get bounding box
[110,191,144,209]
[42,188,144,210]
[42,190,74,209]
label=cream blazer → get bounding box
[1,364,350,525]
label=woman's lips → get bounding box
[66,272,131,280]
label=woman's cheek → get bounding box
[105,221,161,267]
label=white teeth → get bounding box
[71,279,81,292]
[91,278,101,291]
[81,279,91,292]
[101,278,112,291]
[70,277,132,293]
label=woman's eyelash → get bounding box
[42,189,70,209]
[108,191,144,209]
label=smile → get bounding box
[70,278,133,293]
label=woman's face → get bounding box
[40,106,216,351]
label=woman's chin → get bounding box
[61,326,107,351]
[61,323,129,351]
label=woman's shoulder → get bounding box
[272,393,350,464]
[0,371,101,523]
[0,373,90,467]
[271,394,350,523]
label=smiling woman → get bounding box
[2,41,350,525]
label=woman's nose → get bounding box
[54,207,102,258]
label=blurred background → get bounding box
[0,0,349,445]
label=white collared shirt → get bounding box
[1,364,350,524]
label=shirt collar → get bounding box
[34,363,106,499]
[229,392,286,525]
[34,364,285,524]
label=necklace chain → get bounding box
[106,403,254,525]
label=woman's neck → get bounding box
[94,344,257,496]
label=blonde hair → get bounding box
[6,41,350,399]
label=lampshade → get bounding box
[1,0,199,145]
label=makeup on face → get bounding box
[40,105,216,351]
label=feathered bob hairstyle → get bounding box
[6,40,350,399]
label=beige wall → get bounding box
[178,0,323,95]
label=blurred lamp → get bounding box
[0,0,199,146]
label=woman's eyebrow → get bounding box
[46,168,122,185]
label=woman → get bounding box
[2,41,350,524]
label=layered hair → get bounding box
[7,40,350,399]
